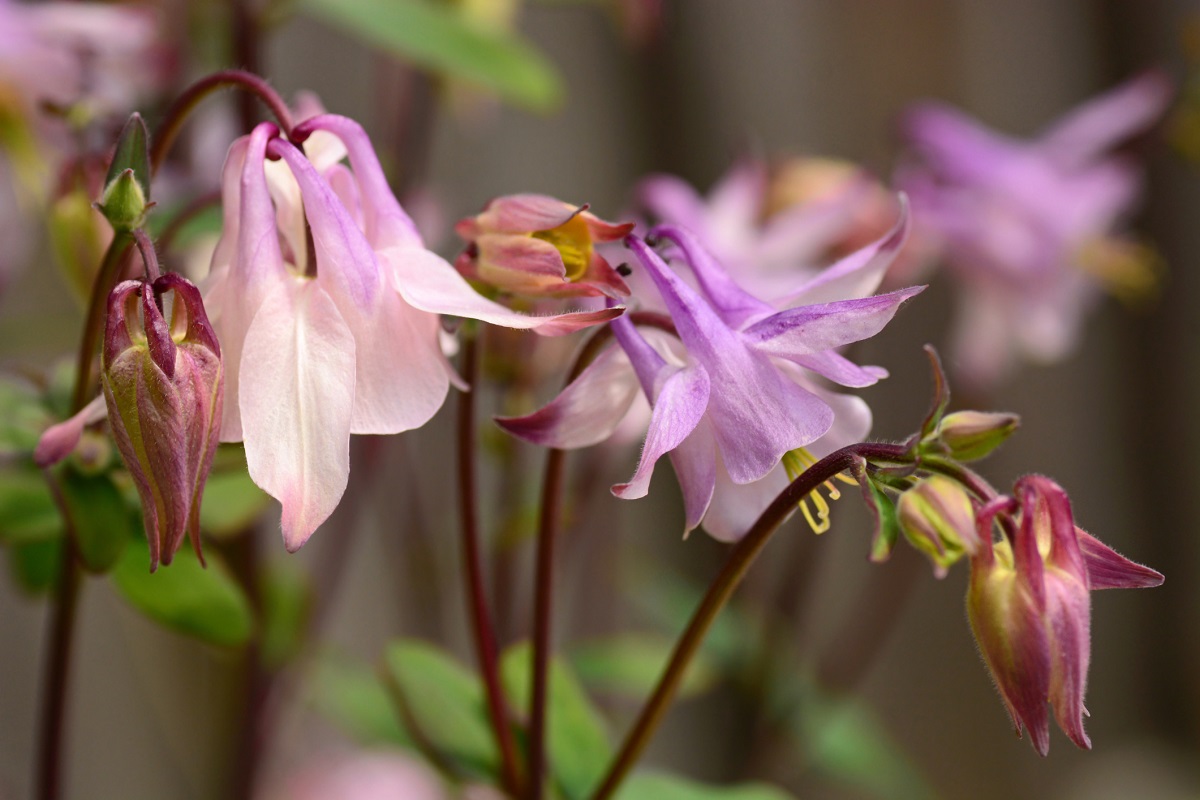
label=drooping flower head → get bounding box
[454,193,633,298]
[967,476,1163,755]
[204,114,620,551]
[101,274,223,571]
[897,72,1172,388]
[501,203,921,540]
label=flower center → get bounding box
[782,447,857,534]
[532,214,592,282]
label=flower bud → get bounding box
[454,194,634,298]
[102,273,223,571]
[96,113,151,232]
[897,475,978,577]
[934,410,1019,461]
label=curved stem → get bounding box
[69,233,132,432]
[132,228,161,282]
[34,537,80,800]
[150,69,294,174]
[589,442,908,800]
[456,333,523,796]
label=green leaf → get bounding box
[297,0,565,112]
[6,536,63,595]
[0,469,62,545]
[860,474,900,564]
[0,375,53,457]
[382,640,500,779]
[310,654,413,747]
[199,468,272,538]
[788,687,935,800]
[569,634,717,700]
[615,771,796,800]
[501,641,610,800]
[110,538,254,647]
[55,466,133,573]
[260,559,312,670]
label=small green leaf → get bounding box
[260,559,312,670]
[310,655,413,747]
[55,465,133,573]
[110,538,254,647]
[858,473,900,564]
[0,469,62,545]
[501,641,610,800]
[569,634,717,700]
[788,687,935,800]
[6,536,63,595]
[382,640,500,779]
[297,0,565,112]
[0,375,53,457]
[616,771,796,800]
[199,468,272,538]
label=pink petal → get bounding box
[1075,528,1164,590]
[1044,570,1092,751]
[381,245,622,336]
[1038,71,1172,167]
[636,174,708,231]
[668,417,718,533]
[496,345,640,449]
[701,461,788,543]
[476,194,580,234]
[239,279,356,552]
[651,225,773,329]
[788,349,888,389]
[33,394,107,468]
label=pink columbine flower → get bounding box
[454,193,634,298]
[102,274,223,571]
[203,116,620,552]
[501,205,921,541]
[967,475,1163,755]
[897,72,1172,389]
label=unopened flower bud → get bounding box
[934,410,1019,461]
[897,475,978,578]
[102,273,223,571]
[96,113,151,232]
[454,194,634,298]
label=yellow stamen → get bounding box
[532,213,593,282]
[782,447,857,534]
[1075,236,1161,306]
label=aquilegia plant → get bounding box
[0,20,1168,799]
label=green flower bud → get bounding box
[897,475,978,578]
[934,411,1019,462]
[96,113,151,232]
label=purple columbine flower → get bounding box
[896,72,1172,389]
[967,476,1163,755]
[500,205,921,541]
[202,116,621,552]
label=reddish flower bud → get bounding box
[102,273,223,571]
[897,475,978,578]
[454,194,633,298]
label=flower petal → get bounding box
[240,279,356,552]
[295,114,424,249]
[1044,569,1092,751]
[786,349,888,389]
[474,194,580,234]
[650,224,773,329]
[702,461,788,543]
[382,245,622,336]
[496,344,640,449]
[742,286,924,358]
[1038,71,1172,167]
[668,417,718,533]
[33,394,107,468]
[1075,528,1164,590]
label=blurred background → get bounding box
[2,1,1198,798]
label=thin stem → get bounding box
[34,537,80,800]
[456,333,523,796]
[528,446,565,800]
[133,228,161,282]
[589,442,907,800]
[70,233,132,413]
[150,69,294,174]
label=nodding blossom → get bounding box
[897,72,1172,389]
[501,204,922,541]
[203,116,620,551]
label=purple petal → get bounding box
[668,417,718,534]
[701,461,788,543]
[636,173,708,231]
[33,394,107,468]
[1038,71,1172,167]
[612,362,711,500]
[650,224,773,329]
[787,350,887,388]
[1075,528,1164,590]
[743,285,923,358]
[901,102,1021,184]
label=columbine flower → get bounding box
[896,72,1172,389]
[501,208,921,540]
[203,117,620,551]
[454,193,633,298]
[635,156,901,301]
[102,274,223,571]
[967,475,1163,755]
